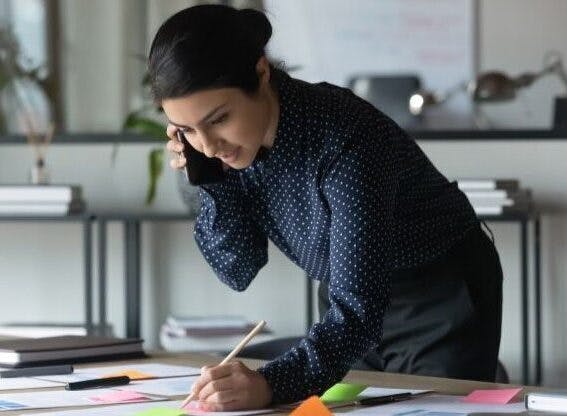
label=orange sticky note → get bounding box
[290,396,332,416]
[101,369,154,380]
[463,388,523,404]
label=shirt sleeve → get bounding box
[194,170,268,292]
[258,132,398,404]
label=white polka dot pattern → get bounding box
[193,74,478,403]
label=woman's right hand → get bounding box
[166,124,187,170]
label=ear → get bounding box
[255,56,271,86]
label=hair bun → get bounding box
[238,8,272,50]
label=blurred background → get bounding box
[1,0,567,388]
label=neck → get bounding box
[262,85,280,149]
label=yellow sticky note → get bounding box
[320,382,367,403]
[290,396,332,416]
[102,369,154,380]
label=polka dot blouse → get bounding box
[193,72,478,404]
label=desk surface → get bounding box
[3,352,540,415]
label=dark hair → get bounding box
[148,4,272,102]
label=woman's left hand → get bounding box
[189,361,273,411]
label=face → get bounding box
[162,62,276,170]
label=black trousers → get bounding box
[318,224,503,382]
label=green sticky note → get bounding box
[134,408,187,416]
[320,382,367,403]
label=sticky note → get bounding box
[182,402,208,414]
[102,369,154,380]
[320,382,367,403]
[134,408,188,416]
[90,390,150,404]
[463,388,523,404]
[290,396,332,416]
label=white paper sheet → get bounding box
[358,387,432,398]
[117,376,199,397]
[0,377,63,391]
[343,394,525,415]
[27,399,275,415]
[0,388,164,411]
[35,363,201,383]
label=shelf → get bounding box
[1,128,567,144]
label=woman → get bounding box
[148,4,503,411]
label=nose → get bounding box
[199,131,218,158]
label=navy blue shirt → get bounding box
[193,73,478,403]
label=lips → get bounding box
[217,147,239,163]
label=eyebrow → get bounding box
[168,103,228,129]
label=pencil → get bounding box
[179,319,267,409]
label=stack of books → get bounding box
[160,315,273,353]
[457,178,532,216]
[0,185,85,216]
[0,335,144,367]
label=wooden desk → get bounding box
[5,352,540,415]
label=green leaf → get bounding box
[123,113,167,139]
[146,148,164,205]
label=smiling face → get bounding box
[161,59,279,170]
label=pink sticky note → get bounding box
[463,388,523,404]
[90,390,150,404]
[182,401,206,415]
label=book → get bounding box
[0,335,144,368]
[457,179,519,191]
[473,206,529,216]
[0,323,88,338]
[464,190,511,200]
[0,185,82,204]
[466,189,533,217]
[166,315,251,330]
[159,325,274,353]
[525,391,567,413]
[0,200,85,216]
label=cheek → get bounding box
[229,107,267,147]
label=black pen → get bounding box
[65,376,130,391]
[327,392,415,411]
[0,364,74,379]
[354,392,413,406]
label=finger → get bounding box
[166,139,183,153]
[201,364,233,383]
[199,399,243,412]
[189,365,216,397]
[166,124,179,141]
[198,377,233,401]
[189,379,208,399]
[170,155,186,170]
[202,389,235,404]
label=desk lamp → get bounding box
[409,52,567,128]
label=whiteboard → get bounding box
[265,0,475,127]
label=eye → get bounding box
[181,127,195,136]
[210,113,229,125]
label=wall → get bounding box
[1,0,566,386]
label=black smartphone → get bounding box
[176,130,225,185]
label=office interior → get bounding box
[0,0,566,391]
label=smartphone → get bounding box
[176,130,225,185]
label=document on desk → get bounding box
[0,388,165,411]
[344,393,525,415]
[28,400,275,415]
[116,376,199,397]
[358,386,432,398]
[0,377,63,391]
[35,363,200,383]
